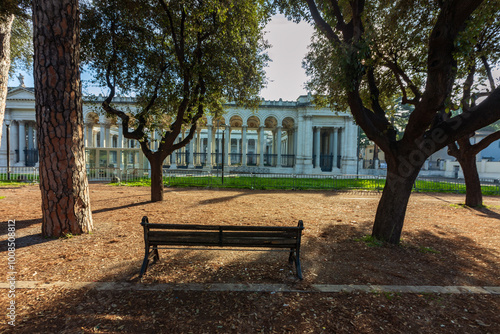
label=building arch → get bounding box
[229,115,243,128]
[85,112,99,124]
[282,117,295,129]
[246,115,260,128]
[264,116,278,129]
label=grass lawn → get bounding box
[114,175,500,195]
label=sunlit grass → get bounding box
[108,175,500,195]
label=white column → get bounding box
[11,121,18,163]
[196,128,201,165]
[27,123,33,150]
[276,126,282,167]
[300,116,314,173]
[170,136,177,169]
[314,127,321,169]
[340,126,347,169]
[188,131,195,168]
[150,129,156,151]
[293,127,298,169]
[118,123,123,148]
[333,128,338,169]
[86,124,92,147]
[181,129,186,165]
[224,125,230,166]
[84,123,88,147]
[205,125,213,169]
[106,125,111,148]
[259,126,265,167]
[33,127,37,149]
[18,121,25,165]
[241,125,247,166]
[100,123,105,148]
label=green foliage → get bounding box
[112,174,500,196]
[0,0,30,17]
[354,235,383,247]
[9,15,32,76]
[81,0,270,136]
[0,180,29,187]
[299,0,500,135]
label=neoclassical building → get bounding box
[1,86,359,175]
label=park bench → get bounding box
[139,216,304,279]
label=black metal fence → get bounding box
[3,167,500,196]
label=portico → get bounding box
[1,87,358,175]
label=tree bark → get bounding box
[0,14,14,142]
[372,156,422,244]
[149,154,164,202]
[448,136,485,207]
[459,153,482,207]
[33,0,94,237]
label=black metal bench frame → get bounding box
[139,216,304,279]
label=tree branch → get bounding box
[461,62,475,112]
[366,67,385,117]
[471,130,500,154]
[305,0,341,45]
[431,86,500,152]
[480,54,496,91]
[403,0,483,143]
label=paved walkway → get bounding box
[1,281,499,294]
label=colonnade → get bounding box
[165,125,297,169]
[0,120,38,166]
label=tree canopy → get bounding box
[279,0,500,243]
[81,0,270,201]
[9,15,32,76]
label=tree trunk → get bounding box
[458,154,483,207]
[33,0,94,237]
[372,158,422,244]
[0,14,14,142]
[150,154,164,202]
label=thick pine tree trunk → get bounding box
[33,0,94,237]
[458,155,483,207]
[372,158,422,244]
[0,14,14,142]
[150,155,164,202]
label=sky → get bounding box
[12,14,498,101]
[260,15,315,101]
[12,14,315,102]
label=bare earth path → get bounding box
[1,184,499,333]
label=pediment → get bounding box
[7,87,35,100]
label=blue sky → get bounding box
[13,14,498,102]
[12,14,315,102]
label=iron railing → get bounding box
[3,167,500,196]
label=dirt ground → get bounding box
[1,184,499,333]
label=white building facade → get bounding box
[1,87,359,175]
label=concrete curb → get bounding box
[1,281,499,294]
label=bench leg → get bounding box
[288,248,303,280]
[295,248,303,280]
[153,246,160,262]
[139,248,150,278]
[288,249,295,265]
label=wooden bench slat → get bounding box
[149,230,298,239]
[143,223,303,232]
[139,216,304,279]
